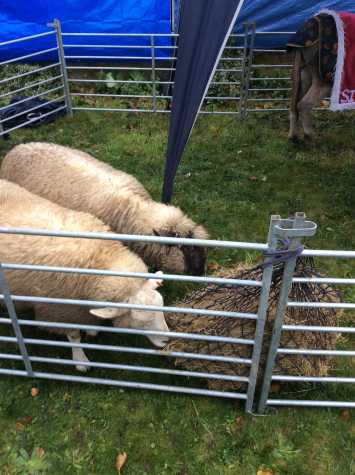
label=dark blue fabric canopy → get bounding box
[162,0,245,203]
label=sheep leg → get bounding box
[67,331,91,372]
[86,330,98,338]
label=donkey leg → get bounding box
[290,68,312,140]
[298,82,330,139]
[288,50,303,140]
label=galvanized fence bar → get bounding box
[0,352,249,383]
[71,93,241,101]
[0,370,248,400]
[257,213,317,413]
[63,44,177,50]
[239,22,256,119]
[265,400,355,408]
[245,215,280,412]
[72,107,241,115]
[0,74,63,99]
[0,335,252,365]
[0,96,66,125]
[0,105,66,136]
[272,376,355,383]
[0,47,58,66]
[0,262,262,287]
[49,19,73,116]
[150,35,157,112]
[0,86,64,112]
[0,30,56,47]
[0,62,61,85]
[238,22,249,118]
[61,32,179,37]
[0,293,258,321]
[0,264,33,376]
[0,316,254,345]
[283,325,355,333]
[0,226,268,250]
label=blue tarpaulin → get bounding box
[0,0,172,61]
[175,1,355,45]
[1,1,355,60]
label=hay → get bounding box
[165,258,341,391]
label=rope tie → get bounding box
[262,239,304,268]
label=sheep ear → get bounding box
[146,271,164,289]
[153,229,161,236]
[90,307,118,319]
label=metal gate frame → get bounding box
[258,244,355,411]
[0,18,297,139]
[1,213,352,413]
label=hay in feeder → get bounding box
[165,258,342,392]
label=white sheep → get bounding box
[0,179,169,372]
[1,142,208,275]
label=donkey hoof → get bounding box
[288,135,300,144]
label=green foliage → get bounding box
[0,64,63,107]
[96,70,153,96]
[3,447,51,474]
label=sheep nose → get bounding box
[184,246,207,276]
[188,253,207,276]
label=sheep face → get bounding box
[153,225,208,276]
[90,276,169,347]
[123,290,169,348]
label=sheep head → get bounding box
[90,273,169,348]
[152,221,208,276]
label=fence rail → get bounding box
[0,20,332,136]
[0,20,300,136]
[0,213,353,412]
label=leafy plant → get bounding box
[3,447,50,475]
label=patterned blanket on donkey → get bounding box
[287,13,338,83]
[288,10,355,111]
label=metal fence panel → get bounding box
[0,20,334,134]
[0,214,323,412]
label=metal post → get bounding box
[257,213,317,413]
[0,264,33,376]
[238,22,249,118]
[245,215,280,412]
[242,22,256,119]
[48,19,73,116]
[239,22,255,119]
[150,35,157,112]
[170,0,176,33]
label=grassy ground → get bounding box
[0,111,354,474]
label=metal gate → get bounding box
[0,214,353,412]
[1,19,333,138]
[0,18,298,139]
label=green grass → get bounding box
[0,111,354,474]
